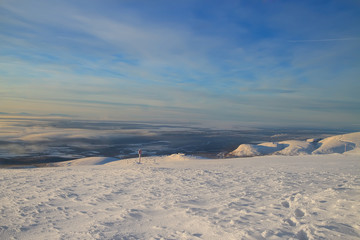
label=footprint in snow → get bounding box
[281,201,290,208]
[284,218,297,227]
[128,209,143,219]
[296,229,309,240]
[295,208,305,218]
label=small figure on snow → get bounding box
[138,149,142,164]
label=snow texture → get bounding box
[0,133,360,240]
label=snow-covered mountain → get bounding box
[229,132,360,157]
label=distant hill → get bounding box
[229,132,360,157]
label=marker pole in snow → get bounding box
[138,149,142,164]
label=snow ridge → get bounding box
[51,132,360,167]
[229,132,360,157]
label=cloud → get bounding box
[288,37,360,43]
[246,88,297,95]
[0,119,158,143]
[1,0,359,128]
[17,129,156,142]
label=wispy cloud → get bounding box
[1,0,359,128]
[288,37,360,43]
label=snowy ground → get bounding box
[0,133,360,240]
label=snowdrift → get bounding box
[51,153,204,167]
[229,132,360,157]
[50,157,119,167]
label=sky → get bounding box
[1,0,359,129]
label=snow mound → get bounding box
[57,154,205,167]
[313,132,359,154]
[226,144,261,157]
[277,140,315,156]
[229,132,360,157]
[51,157,120,167]
[127,153,196,164]
[166,153,194,161]
[135,153,205,163]
[229,142,289,157]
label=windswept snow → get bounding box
[50,157,119,167]
[276,140,316,156]
[49,154,203,167]
[229,132,360,157]
[1,154,360,240]
[313,132,359,155]
[0,132,359,240]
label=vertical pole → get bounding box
[138,149,142,164]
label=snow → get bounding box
[0,133,360,239]
[49,157,120,167]
[229,132,360,157]
[313,132,360,155]
[276,141,315,156]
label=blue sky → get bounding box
[1,0,359,129]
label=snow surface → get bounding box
[229,132,360,157]
[1,133,360,240]
[49,157,120,167]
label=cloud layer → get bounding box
[1,0,359,128]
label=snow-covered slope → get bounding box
[50,157,119,167]
[50,153,203,167]
[1,154,359,240]
[229,132,360,157]
[276,140,316,155]
[313,132,359,155]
